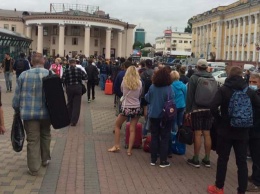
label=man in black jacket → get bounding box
[247,72,260,192]
[208,67,260,194]
[85,58,99,103]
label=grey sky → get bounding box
[2,0,237,44]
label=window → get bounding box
[252,16,255,24]
[235,35,238,44]
[227,22,229,29]
[225,51,228,60]
[94,39,98,47]
[52,37,56,45]
[184,41,188,43]
[251,33,254,43]
[64,37,66,45]
[190,41,192,44]
[246,17,249,25]
[235,51,237,59]
[239,51,242,60]
[53,25,58,35]
[231,35,233,45]
[43,27,48,36]
[65,26,68,36]
[226,36,229,45]
[11,25,16,32]
[240,34,243,45]
[244,51,247,60]
[35,26,38,36]
[94,28,100,37]
[213,37,216,46]
[173,40,177,43]
[71,26,80,36]
[250,51,253,61]
[229,52,232,60]
[4,24,9,29]
[179,40,182,43]
[72,37,78,45]
[245,34,248,43]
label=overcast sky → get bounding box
[2,0,237,44]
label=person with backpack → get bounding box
[145,67,175,168]
[246,72,260,192]
[99,60,109,90]
[186,59,217,168]
[208,67,260,194]
[140,59,154,137]
[13,53,31,79]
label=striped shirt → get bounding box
[12,67,50,120]
[62,66,88,86]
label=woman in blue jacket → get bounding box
[145,67,174,168]
[171,71,187,132]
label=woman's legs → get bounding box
[113,114,127,148]
[127,116,140,154]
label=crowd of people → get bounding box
[1,52,260,194]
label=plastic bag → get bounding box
[11,113,25,152]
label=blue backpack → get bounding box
[228,87,253,128]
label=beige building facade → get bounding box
[155,31,192,55]
[0,4,135,59]
[190,0,260,66]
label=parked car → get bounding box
[212,71,227,86]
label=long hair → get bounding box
[123,66,141,90]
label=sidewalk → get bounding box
[0,73,255,194]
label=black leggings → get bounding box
[87,81,95,100]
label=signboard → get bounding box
[164,30,172,37]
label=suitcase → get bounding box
[104,79,113,95]
[43,71,70,129]
[125,122,142,149]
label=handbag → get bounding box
[177,117,194,145]
[11,112,25,152]
[82,83,87,95]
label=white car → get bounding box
[212,71,227,86]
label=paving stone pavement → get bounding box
[0,73,256,194]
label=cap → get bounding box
[197,59,208,68]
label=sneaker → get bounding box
[150,160,157,166]
[202,159,211,168]
[187,158,200,168]
[42,160,50,167]
[207,185,224,194]
[88,99,91,103]
[159,161,170,168]
[247,182,260,192]
[27,169,38,176]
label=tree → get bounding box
[144,43,152,47]
[133,41,144,49]
[184,19,192,33]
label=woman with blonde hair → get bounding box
[50,57,63,78]
[108,66,142,156]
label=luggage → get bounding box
[104,79,113,95]
[11,112,25,152]
[125,122,142,149]
[171,131,186,155]
[177,118,194,145]
[143,135,151,152]
[43,71,70,129]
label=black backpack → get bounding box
[142,71,153,94]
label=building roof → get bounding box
[0,27,31,41]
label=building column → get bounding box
[236,19,241,60]
[37,24,43,53]
[242,17,246,61]
[26,25,32,38]
[247,16,252,60]
[84,25,90,57]
[227,20,232,60]
[117,30,123,58]
[223,21,227,60]
[216,21,223,60]
[210,24,213,58]
[196,27,199,57]
[105,28,112,60]
[58,24,65,57]
[253,14,258,61]
[198,27,201,57]
[232,20,236,60]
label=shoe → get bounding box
[187,158,200,168]
[247,182,260,192]
[27,169,38,176]
[207,185,224,194]
[92,97,95,100]
[150,160,157,166]
[71,123,76,126]
[159,161,170,168]
[88,99,91,103]
[42,160,50,167]
[202,159,211,168]
[108,146,120,152]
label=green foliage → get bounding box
[184,19,192,33]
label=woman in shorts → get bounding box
[108,66,142,156]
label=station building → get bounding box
[0,3,136,59]
[190,0,260,66]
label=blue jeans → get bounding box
[172,108,185,132]
[4,71,13,91]
[150,118,172,162]
[100,74,107,90]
